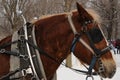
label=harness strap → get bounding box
[25,39,59,63]
[18,22,47,80]
[0,67,33,80]
[22,23,39,79]
[67,13,95,54]
[67,13,78,34]
[70,34,80,53]
[68,13,98,76]
[32,25,47,80]
[0,40,18,49]
[0,49,27,58]
[10,31,20,79]
[0,68,21,80]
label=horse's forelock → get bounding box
[86,9,101,24]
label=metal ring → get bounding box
[0,49,6,53]
[20,55,28,60]
[31,76,37,80]
[86,75,94,80]
[21,69,27,77]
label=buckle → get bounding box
[0,49,6,53]
[19,54,28,60]
[21,67,33,77]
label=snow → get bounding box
[57,67,120,80]
[57,49,120,80]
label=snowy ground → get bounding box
[57,66,120,80]
[57,50,120,80]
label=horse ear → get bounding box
[76,2,93,24]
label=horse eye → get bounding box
[88,28,104,43]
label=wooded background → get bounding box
[0,0,120,40]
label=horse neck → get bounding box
[34,13,75,79]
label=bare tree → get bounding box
[1,0,31,33]
[63,0,74,12]
[89,0,119,40]
[2,0,114,40]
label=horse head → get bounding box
[72,2,116,78]
[0,2,117,80]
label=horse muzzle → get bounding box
[99,59,116,78]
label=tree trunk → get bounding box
[64,0,73,68]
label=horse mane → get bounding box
[30,13,67,23]
[30,9,101,25]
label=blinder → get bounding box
[88,27,104,44]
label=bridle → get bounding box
[67,13,114,80]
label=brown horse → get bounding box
[0,3,116,80]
